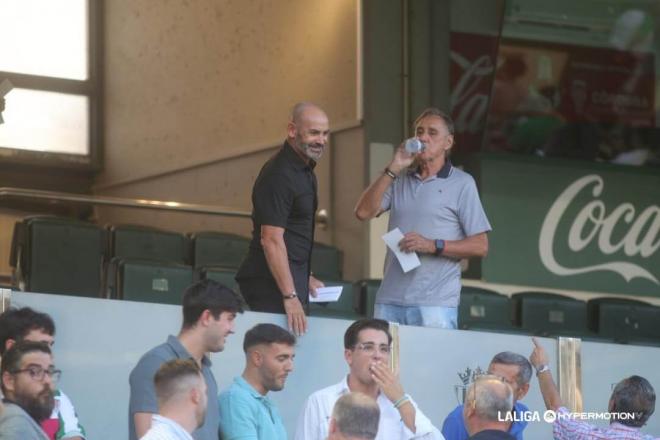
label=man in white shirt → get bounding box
[140,359,208,440]
[295,318,443,440]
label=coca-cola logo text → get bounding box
[539,175,659,284]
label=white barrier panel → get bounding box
[10,291,570,439]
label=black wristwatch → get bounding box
[435,239,445,255]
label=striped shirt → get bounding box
[553,407,658,440]
[140,415,193,440]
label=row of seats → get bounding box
[9,216,345,304]
[8,216,658,346]
[458,287,660,346]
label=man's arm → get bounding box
[261,225,307,336]
[398,232,488,259]
[128,353,163,439]
[529,337,562,411]
[354,144,413,221]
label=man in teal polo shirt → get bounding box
[218,323,296,440]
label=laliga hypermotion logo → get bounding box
[539,175,660,284]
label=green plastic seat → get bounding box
[308,279,362,320]
[311,242,343,280]
[109,258,193,305]
[512,291,590,337]
[587,297,660,345]
[110,225,189,264]
[191,231,250,270]
[10,216,106,297]
[459,286,515,331]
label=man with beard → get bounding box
[218,323,295,440]
[355,108,491,329]
[236,102,330,336]
[129,279,244,440]
[140,359,208,440]
[0,341,57,440]
[0,307,85,440]
[295,319,442,440]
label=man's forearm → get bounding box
[441,233,488,259]
[262,236,296,295]
[537,371,562,411]
[355,173,392,220]
[398,403,417,433]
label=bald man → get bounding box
[463,375,515,440]
[236,102,330,336]
[328,392,380,440]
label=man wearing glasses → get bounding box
[0,307,85,440]
[0,340,61,440]
[295,319,442,439]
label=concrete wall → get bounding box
[94,0,365,279]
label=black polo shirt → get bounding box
[236,141,318,304]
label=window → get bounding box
[0,0,99,168]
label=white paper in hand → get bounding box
[309,286,343,302]
[382,228,421,273]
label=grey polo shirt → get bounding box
[377,161,491,307]
[128,335,219,440]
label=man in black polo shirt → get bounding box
[236,102,330,336]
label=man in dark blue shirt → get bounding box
[236,103,329,336]
[442,352,532,440]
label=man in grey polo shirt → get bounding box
[128,279,244,440]
[355,108,491,329]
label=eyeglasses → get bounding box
[353,342,391,355]
[12,366,62,382]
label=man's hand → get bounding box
[530,337,549,369]
[388,144,415,175]
[399,232,436,254]
[308,275,324,298]
[283,297,307,336]
[370,361,405,403]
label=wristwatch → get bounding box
[536,364,550,376]
[435,239,445,255]
[283,292,297,300]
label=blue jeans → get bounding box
[374,303,458,329]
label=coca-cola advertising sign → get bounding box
[482,158,660,296]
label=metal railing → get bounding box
[0,186,329,227]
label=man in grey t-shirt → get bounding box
[128,279,244,440]
[355,108,491,329]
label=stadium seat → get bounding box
[110,225,189,264]
[108,258,193,305]
[308,279,362,320]
[199,266,240,294]
[190,231,250,270]
[587,297,660,345]
[512,291,590,337]
[458,286,515,331]
[10,216,106,297]
[311,242,343,280]
[355,279,381,318]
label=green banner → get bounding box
[481,155,660,297]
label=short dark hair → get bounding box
[1,341,52,393]
[490,352,533,387]
[182,279,245,329]
[243,324,296,352]
[0,307,55,355]
[611,375,655,427]
[154,359,202,404]
[413,107,455,136]
[344,319,392,350]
